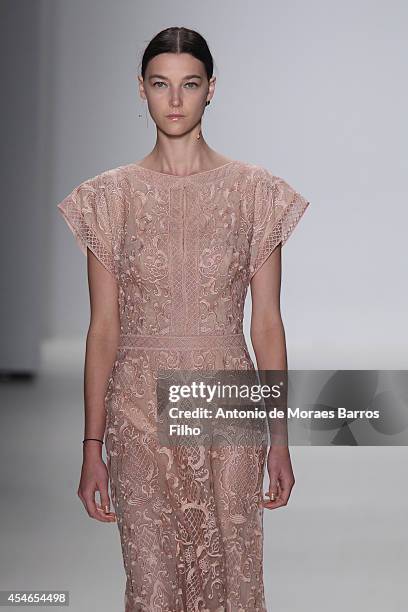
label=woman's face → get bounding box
[138,52,215,135]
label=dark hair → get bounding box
[140,27,214,81]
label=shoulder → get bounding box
[243,164,308,202]
[75,162,135,191]
[65,164,133,225]
[235,161,290,187]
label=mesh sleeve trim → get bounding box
[249,181,310,282]
[57,184,116,278]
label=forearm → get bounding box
[83,327,119,457]
[251,321,289,447]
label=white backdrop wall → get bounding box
[51,0,408,369]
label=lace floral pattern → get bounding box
[57,160,310,611]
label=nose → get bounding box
[169,89,182,107]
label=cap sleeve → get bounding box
[57,176,116,277]
[249,173,310,281]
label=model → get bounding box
[57,26,310,612]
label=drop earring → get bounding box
[197,100,210,139]
[138,99,149,129]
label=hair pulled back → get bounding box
[141,27,214,81]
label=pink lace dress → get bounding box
[57,159,309,612]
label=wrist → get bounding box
[268,440,289,451]
[82,438,104,457]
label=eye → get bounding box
[152,81,199,89]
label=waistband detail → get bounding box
[118,333,246,350]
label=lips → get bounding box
[167,114,185,118]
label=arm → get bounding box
[250,245,295,510]
[250,242,288,446]
[77,248,120,523]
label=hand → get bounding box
[77,454,116,523]
[261,445,295,510]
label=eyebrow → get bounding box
[148,74,203,80]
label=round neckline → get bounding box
[131,159,237,179]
